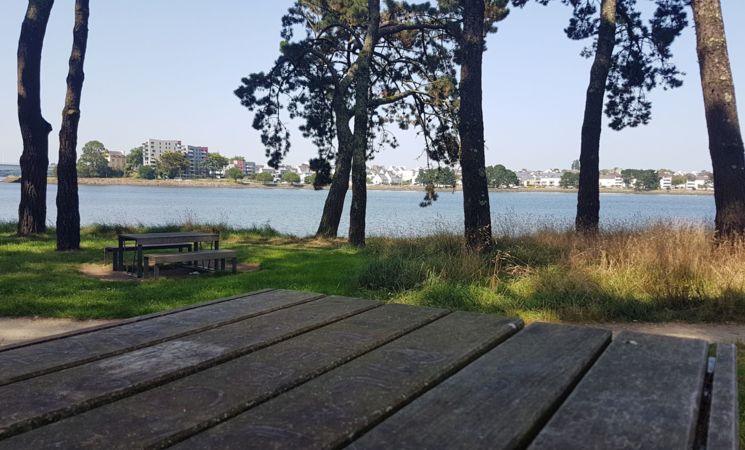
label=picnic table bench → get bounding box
[0,289,737,449]
[114,232,220,277]
[144,249,238,278]
[105,243,193,271]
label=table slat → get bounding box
[0,289,319,386]
[707,344,739,450]
[529,331,708,450]
[349,323,611,450]
[0,304,447,449]
[174,311,523,449]
[0,296,378,439]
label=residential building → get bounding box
[106,150,126,171]
[599,173,625,189]
[185,146,208,178]
[659,176,672,190]
[660,176,673,191]
[229,158,246,174]
[686,176,711,190]
[245,161,256,177]
[142,139,184,166]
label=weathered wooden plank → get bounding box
[349,323,611,450]
[529,331,708,450]
[173,311,524,450]
[0,289,318,386]
[707,344,739,450]
[0,304,447,449]
[0,296,378,439]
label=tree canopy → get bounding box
[157,151,190,179]
[621,168,659,190]
[77,140,110,178]
[513,0,688,130]
[416,167,457,186]
[485,164,518,188]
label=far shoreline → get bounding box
[1,176,715,196]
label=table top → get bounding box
[0,289,737,449]
[118,232,219,244]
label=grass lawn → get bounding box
[2,222,744,442]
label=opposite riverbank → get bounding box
[2,176,715,195]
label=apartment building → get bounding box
[142,139,184,166]
[185,146,209,177]
[245,161,256,177]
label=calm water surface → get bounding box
[0,183,716,236]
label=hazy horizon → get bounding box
[1,1,744,171]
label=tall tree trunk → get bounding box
[575,0,617,234]
[348,0,380,247]
[691,0,745,238]
[17,0,54,235]
[315,103,353,238]
[459,0,493,252]
[56,0,89,251]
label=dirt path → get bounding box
[0,318,117,348]
[1,316,743,349]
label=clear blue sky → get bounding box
[1,0,743,171]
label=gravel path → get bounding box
[0,317,743,349]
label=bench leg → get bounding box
[232,257,237,274]
[143,257,148,278]
[221,258,226,271]
[153,264,159,279]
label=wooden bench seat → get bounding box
[144,249,238,278]
[105,243,193,271]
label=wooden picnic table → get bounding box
[116,232,219,277]
[0,289,737,449]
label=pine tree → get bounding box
[56,0,89,251]
[17,0,55,235]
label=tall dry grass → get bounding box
[359,223,745,322]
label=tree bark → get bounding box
[348,0,380,247]
[459,0,493,252]
[17,0,54,235]
[315,99,353,238]
[56,0,89,251]
[691,0,745,238]
[575,0,617,234]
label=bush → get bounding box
[138,166,157,180]
[255,172,275,182]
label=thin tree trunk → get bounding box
[315,103,353,238]
[348,0,380,247]
[459,0,493,252]
[17,0,54,235]
[691,0,745,238]
[56,0,89,251]
[575,0,616,234]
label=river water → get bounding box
[0,183,716,236]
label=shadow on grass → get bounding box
[0,230,364,319]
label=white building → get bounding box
[659,176,672,190]
[142,139,184,166]
[686,177,710,190]
[538,172,562,187]
[599,173,625,189]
